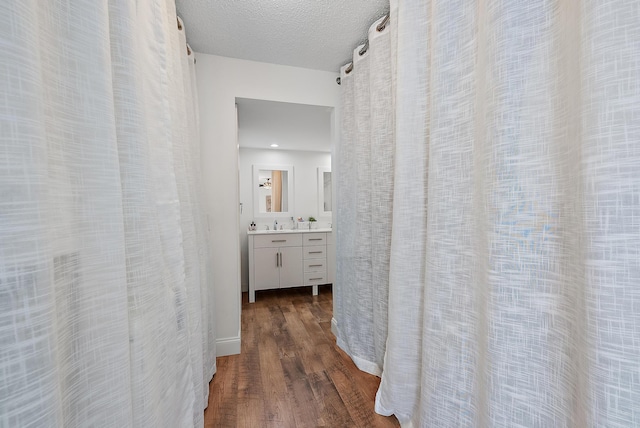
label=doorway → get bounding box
[235,98,334,299]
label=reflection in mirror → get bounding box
[257,169,288,212]
[318,167,332,218]
[323,171,332,211]
[253,164,294,218]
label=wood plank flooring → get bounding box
[204,286,399,427]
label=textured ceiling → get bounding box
[175,0,389,72]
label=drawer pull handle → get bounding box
[309,238,323,241]
[272,239,286,242]
[309,264,323,267]
[309,277,323,281]
[309,251,323,254]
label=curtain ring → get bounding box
[376,14,390,32]
[359,40,369,56]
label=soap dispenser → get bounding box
[274,220,278,231]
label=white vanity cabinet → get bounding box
[248,230,330,302]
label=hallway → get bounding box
[204,286,399,427]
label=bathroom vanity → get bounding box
[247,228,332,302]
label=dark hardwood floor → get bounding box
[204,285,399,427]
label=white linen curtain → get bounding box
[0,1,215,427]
[335,0,640,426]
[335,15,395,376]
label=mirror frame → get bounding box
[317,167,332,219]
[253,164,294,218]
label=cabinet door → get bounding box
[253,248,280,290]
[278,246,303,288]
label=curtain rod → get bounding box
[336,13,390,85]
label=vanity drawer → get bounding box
[303,246,326,259]
[253,234,302,248]
[303,259,326,273]
[304,272,327,285]
[303,233,326,246]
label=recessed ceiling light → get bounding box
[270,144,279,148]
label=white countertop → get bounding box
[247,227,332,235]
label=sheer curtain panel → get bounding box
[335,0,640,426]
[0,1,215,427]
[335,16,395,376]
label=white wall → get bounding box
[239,148,331,290]
[237,98,333,152]
[196,53,340,356]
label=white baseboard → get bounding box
[216,335,241,356]
[331,317,338,337]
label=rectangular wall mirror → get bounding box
[317,167,332,218]
[253,164,294,218]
